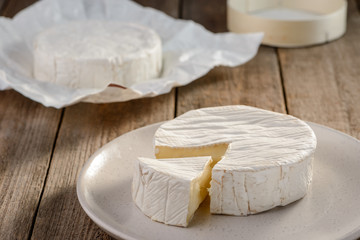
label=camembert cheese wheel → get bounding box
[154,105,316,217]
[33,21,162,89]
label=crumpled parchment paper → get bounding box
[0,0,263,108]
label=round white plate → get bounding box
[77,122,360,240]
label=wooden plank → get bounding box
[0,0,7,13]
[135,0,180,18]
[0,1,61,240]
[0,90,62,240]
[182,0,227,32]
[31,95,175,240]
[1,0,37,17]
[30,2,179,239]
[278,0,360,138]
[177,0,286,116]
[177,47,286,115]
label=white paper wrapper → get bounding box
[0,0,263,108]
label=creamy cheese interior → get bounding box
[133,105,316,227]
[155,145,227,222]
[187,159,213,223]
[154,105,316,218]
[132,156,213,227]
[156,144,228,212]
[156,143,229,166]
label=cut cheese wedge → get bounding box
[154,105,317,216]
[132,156,213,227]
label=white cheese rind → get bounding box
[210,155,313,215]
[34,21,162,88]
[154,105,317,216]
[132,156,212,227]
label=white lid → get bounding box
[227,0,347,47]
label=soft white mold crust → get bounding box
[132,156,212,227]
[154,105,317,216]
[33,21,162,89]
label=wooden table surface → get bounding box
[0,0,359,239]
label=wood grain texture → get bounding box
[29,2,178,239]
[31,95,175,240]
[177,47,286,115]
[278,0,360,138]
[0,0,358,240]
[135,0,180,18]
[182,0,227,32]
[177,0,286,116]
[0,2,60,240]
[0,0,37,17]
[0,0,7,13]
[0,1,61,239]
[0,90,62,240]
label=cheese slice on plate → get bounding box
[132,156,213,227]
[33,21,162,89]
[154,105,317,216]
